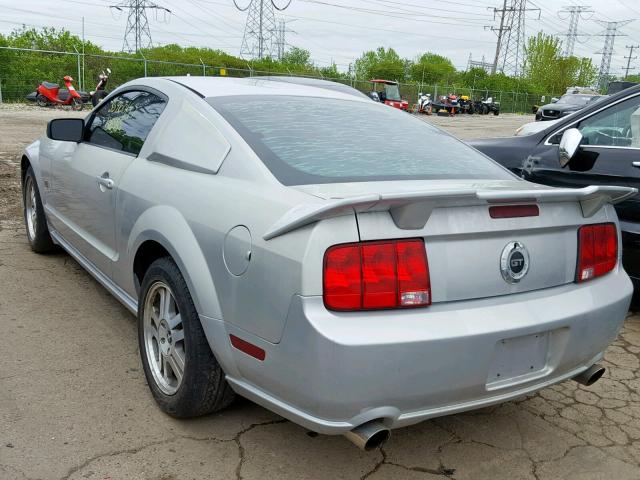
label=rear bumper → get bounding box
[203,269,631,435]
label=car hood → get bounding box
[539,103,581,112]
[516,118,562,136]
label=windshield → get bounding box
[384,84,401,101]
[207,95,512,186]
[556,94,596,106]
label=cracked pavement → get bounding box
[1,106,640,479]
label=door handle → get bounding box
[633,162,640,169]
[97,173,114,190]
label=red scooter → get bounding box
[36,75,84,111]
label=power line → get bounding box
[110,0,171,52]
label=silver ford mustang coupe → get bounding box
[21,77,635,450]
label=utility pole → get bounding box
[489,0,510,74]
[110,0,171,53]
[488,0,540,76]
[595,20,634,90]
[558,5,594,57]
[624,44,639,79]
[236,0,292,60]
[81,16,85,91]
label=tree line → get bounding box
[0,26,600,102]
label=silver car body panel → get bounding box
[22,76,634,434]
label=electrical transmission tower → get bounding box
[467,53,493,73]
[235,0,292,60]
[110,0,171,53]
[624,44,639,79]
[274,19,297,60]
[595,20,634,90]
[558,5,594,57]
[489,0,539,76]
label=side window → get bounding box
[86,90,167,155]
[577,94,640,148]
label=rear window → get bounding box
[207,95,512,185]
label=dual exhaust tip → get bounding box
[572,364,605,387]
[344,420,390,451]
[344,364,605,450]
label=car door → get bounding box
[47,89,167,276]
[525,92,640,197]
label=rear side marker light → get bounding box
[576,223,617,282]
[323,239,430,311]
[489,205,539,218]
[229,334,266,361]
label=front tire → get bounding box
[71,98,83,111]
[138,257,235,417]
[22,167,56,253]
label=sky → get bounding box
[1,0,639,76]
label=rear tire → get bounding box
[91,90,107,107]
[493,109,499,116]
[22,166,56,253]
[36,94,48,107]
[138,257,235,418]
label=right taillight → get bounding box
[576,223,617,282]
[323,239,430,311]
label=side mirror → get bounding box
[558,128,583,167]
[106,68,112,74]
[47,118,84,142]
[551,97,559,103]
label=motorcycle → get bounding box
[34,75,84,110]
[90,68,111,107]
[416,92,432,114]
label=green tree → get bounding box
[281,47,312,68]
[523,31,597,93]
[409,52,455,85]
[354,47,405,81]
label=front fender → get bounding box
[23,139,41,182]
[126,205,223,320]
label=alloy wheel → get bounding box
[24,176,37,241]
[143,281,186,395]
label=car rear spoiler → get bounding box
[263,185,637,240]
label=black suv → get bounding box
[535,93,604,121]
[471,85,640,291]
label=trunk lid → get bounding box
[274,180,635,303]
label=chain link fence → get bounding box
[0,46,554,114]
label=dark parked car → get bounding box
[535,93,604,121]
[471,84,640,292]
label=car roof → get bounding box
[252,76,369,99]
[160,76,371,102]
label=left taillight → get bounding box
[323,239,430,311]
[576,223,618,282]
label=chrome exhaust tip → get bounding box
[573,364,605,387]
[344,420,390,451]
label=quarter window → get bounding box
[577,94,640,148]
[86,90,167,155]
